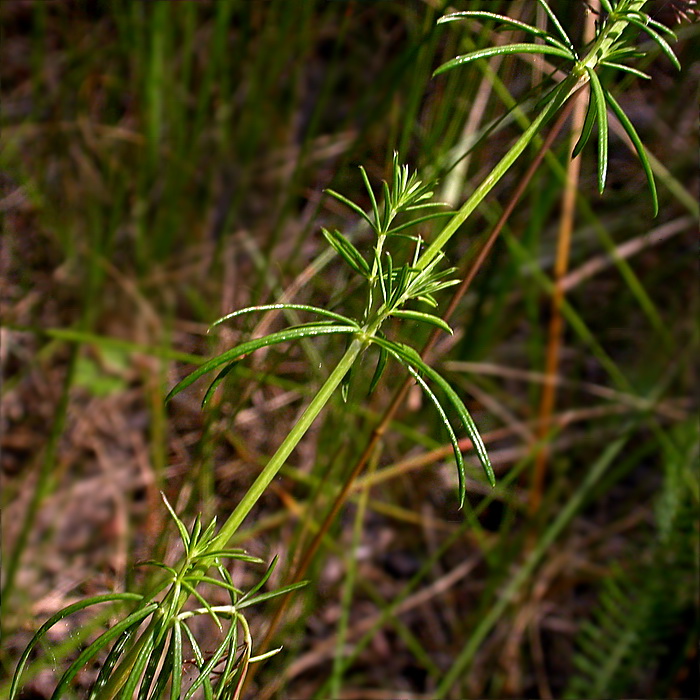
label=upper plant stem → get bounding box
[417,0,649,273]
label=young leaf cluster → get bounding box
[9,495,306,700]
[435,0,683,215]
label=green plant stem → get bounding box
[211,335,366,550]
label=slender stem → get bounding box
[417,75,579,272]
[212,336,366,549]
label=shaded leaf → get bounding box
[604,89,659,215]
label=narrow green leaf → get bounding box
[434,43,574,77]
[325,188,375,230]
[604,90,659,216]
[194,575,243,596]
[166,324,358,402]
[189,513,203,547]
[322,228,371,278]
[386,211,453,236]
[645,15,679,39]
[147,632,176,700]
[359,165,381,230]
[180,624,214,700]
[237,580,309,609]
[170,623,183,700]
[138,630,170,700]
[370,337,495,487]
[391,310,453,335]
[211,303,360,331]
[181,580,222,631]
[382,180,392,231]
[405,364,467,507]
[535,0,575,53]
[586,68,609,193]
[438,10,570,52]
[51,603,158,699]
[184,622,237,700]
[249,647,284,664]
[117,627,156,700]
[202,362,238,409]
[10,593,143,700]
[368,344,388,396]
[599,0,614,13]
[572,91,598,159]
[238,556,278,604]
[88,626,138,699]
[625,16,681,70]
[161,492,191,552]
[599,61,650,79]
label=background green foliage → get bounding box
[2,1,698,698]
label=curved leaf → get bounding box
[625,16,681,70]
[604,89,659,216]
[322,228,371,278]
[599,60,650,79]
[210,303,360,330]
[368,343,388,395]
[391,310,454,335]
[166,324,359,402]
[434,43,574,77]
[50,602,158,699]
[324,187,375,230]
[202,362,239,409]
[438,10,571,53]
[370,337,495,487]
[586,67,609,194]
[10,593,144,700]
[572,89,598,159]
[405,364,467,507]
[535,0,575,54]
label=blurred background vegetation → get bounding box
[2,1,698,698]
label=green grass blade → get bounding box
[161,492,191,552]
[170,623,183,700]
[202,362,239,409]
[236,580,309,609]
[535,0,575,53]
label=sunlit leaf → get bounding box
[624,16,681,70]
[434,43,573,77]
[391,310,453,335]
[166,324,359,402]
[211,303,359,331]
